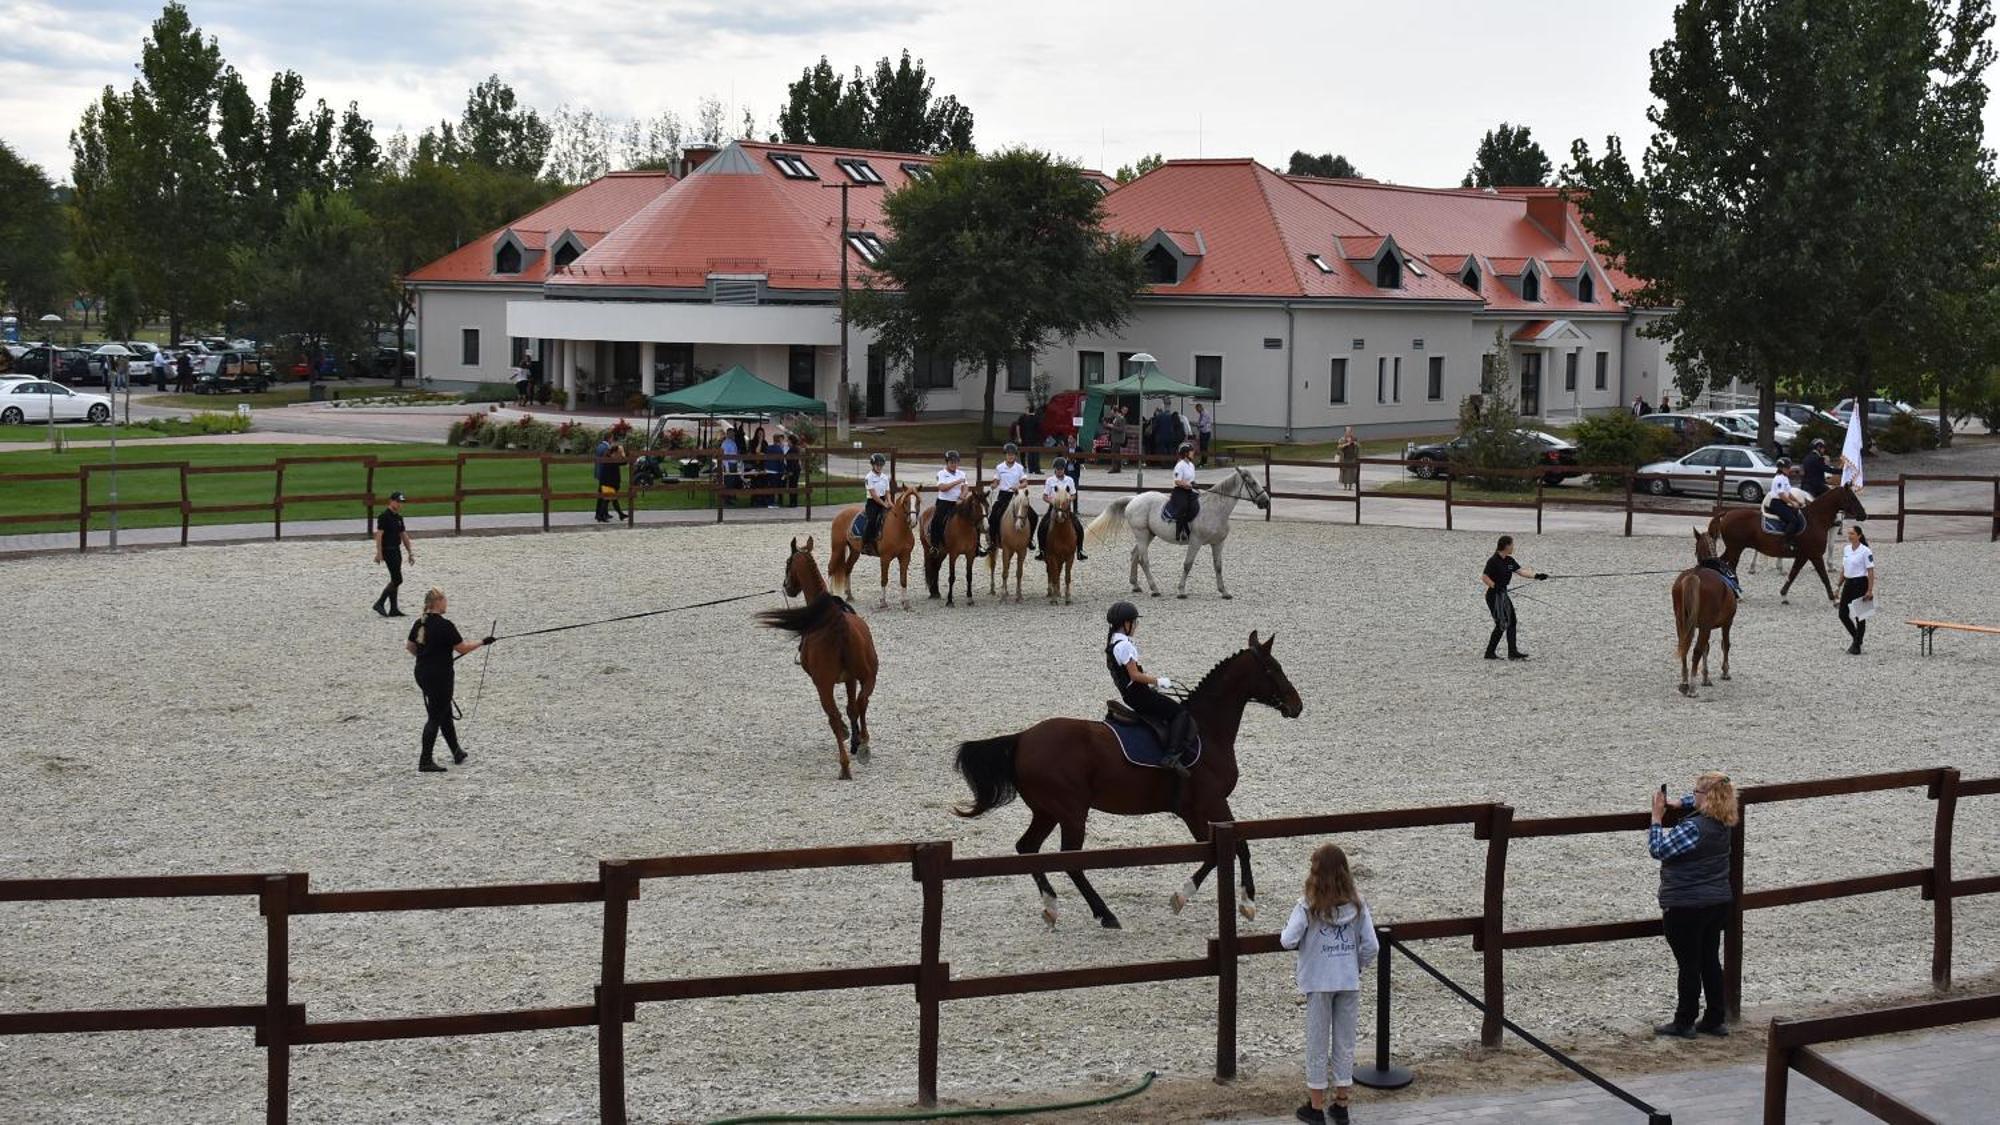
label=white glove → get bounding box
[1156,676,1175,692]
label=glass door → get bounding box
[1519,352,1542,416]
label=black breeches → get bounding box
[1485,588,1519,656]
[1120,683,1183,727]
[987,490,1014,540]
[1662,902,1729,1028]
[1838,576,1869,643]
[861,499,885,540]
[930,499,957,547]
[417,670,460,759]
[378,554,402,610]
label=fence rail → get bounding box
[1763,991,2000,1124]
[4,765,1998,1123]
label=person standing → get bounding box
[150,349,169,391]
[1195,402,1215,466]
[928,450,971,552]
[719,427,743,505]
[1280,842,1377,1125]
[1837,525,1876,655]
[987,442,1034,555]
[1336,426,1360,491]
[175,350,195,393]
[1106,405,1129,473]
[1105,601,1192,775]
[1481,534,1547,660]
[592,435,619,522]
[766,430,794,508]
[1658,392,1673,413]
[372,491,413,617]
[403,588,495,773]
[1649,772,1739,1038]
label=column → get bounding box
[562,339,578,412]
[641,341,656,398]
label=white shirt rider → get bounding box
[864,469,892,502]
[1173,456,1197,487]
[1769,468,1796,507]
[936,466,967,501]
[993,459,1027,492]
[1043,471,1076,501]
[1110,632,1141,671]
[1842,541,1874,579]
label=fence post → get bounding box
[1726,811,1748,1023]
[1479,803,1512,1047]
[539,456,552,532]
[914,841,949,1107]
[1443,473,1453,532]
[715,448,725,524]
[1930,768,1959,990]
[1535,475,1544,535]
[1896,476,1907,543]
[1213,820,1239,1082]
[1762,1027,1790,1125]
[77,469,90,552]
[260,874,293,1125]
[1991,476,1998,541]
[1353,926,1413,1089]
[1623,470,1634,537]
[803,449,814,522]
[180,463,191,547]
[453,455,465,535]
[272,462,285,540]
[598,860,634,1125]
[1263,447,1273,523]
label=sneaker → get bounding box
[1295,1106,1325,1125]
[1508,652,1530,661]
[1331,1106,1350,1125]
[418,760,447,774]
[1654,1022,1696,1039]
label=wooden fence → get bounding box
[3,766,1997,1123]
[1763,990,2000,1124]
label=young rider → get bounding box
[1035,457,1088,561]
[1765,457,1806,551]
[987,441,1034,557]
[860,453,892,550]
[1106,601,1194,776]
[929,450,971,553]
[1166,440,1200,541]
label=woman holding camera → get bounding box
[1649,772,1739,1038]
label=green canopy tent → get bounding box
[1076,367,1218,463]
[649,363,827,448]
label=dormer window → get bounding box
[1578,273,1595,303]
[900,162,933,183]
[1462,266,1480,292]
[846,231,886,264]
[1521,270,1541,302]
[1143,245,1180,284]
[836,157,883,185]
[1306,253,1335,274]
[495,241,522,275]
[553,241,582,269]
[769,152,818,180]
[1375,252,1402,289]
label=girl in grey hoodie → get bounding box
[1280,843,1378,1125]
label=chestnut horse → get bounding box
[1672,528,1736,698]
[987,488,1036,602]
[1042,491,1079,605]
[757,537,878,779]
[921,488,989,606]
[1708,484,1867,604]
[828,486,921,610]
[953,632,1303,929]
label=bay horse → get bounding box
[1708,484,1867,604]
[756,537,878,779]
[921,488,988,606]
[1672,528,1736,698]
[1042,491,1079,605]
[953,631,1303,929]
[828,486,921,610]
[987,488,1036,602]
[1084,466,1270,599]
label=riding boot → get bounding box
[1158,712,1196,779]
[418,750,446,773]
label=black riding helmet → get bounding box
[1776,456,1792,469]
[1178,441,1195,455]
[1106,601,1140,628]
[1052,456,1068,471]
[1811,438,1827,451]
[869,452,886,467]
[945,449,961,463]
[1003,441,1019,454]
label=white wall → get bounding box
[415,288,526,385]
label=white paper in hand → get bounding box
[1851,596,1876,622]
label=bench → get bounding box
[1907,619,2000,656]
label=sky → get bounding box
[7,0,1999,188]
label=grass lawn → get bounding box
[0,442,862,536]
[148,386,315,410]
[0,423,205,443]
[1376,479,1544,503]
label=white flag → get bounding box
[1839,402,1865,490]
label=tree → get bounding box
[620,111,685,169]
[1461,122,1551,188]
[456,75,550,176]
[545,103,613,185]
[865,50,973,153]
[247,190,385,370]
[1286,151,1361,178]
[1455,328,1538,489]
[850,149,1146,440]
[695,96,728,145]
[779,57,871,147]
[333,101,381,189]
[1114,153,1164,184]
[0,142,69,318]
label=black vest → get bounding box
[1106,634,1136,692]
[1658,814,1734,909]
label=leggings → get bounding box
[929,499,957,547]
[416,669,461,761]
[1303,990,1360,1090]
[377,553,402,612]
[1662,902,1729,1029]
[1838,576,1870,646]
[1485,588,1519,656]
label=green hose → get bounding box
[703,1071,1158,1124]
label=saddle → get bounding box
[1102,701,1203,770]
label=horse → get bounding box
[987,488,1036,602]
[1708,484,1868,604]
[756,537,878,780]
[1042,491,1079,605]
[828,486,922,611]
[953,631,1303,929]
[1083,465,1271,600]
[1672,528,1737,698]
[920,488,989,606]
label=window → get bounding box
[846,231,886,264]
[835,157,883,185]
[1405,257,1426,278]
[900,162,932,183]
[1078,350,1105,385]
[1521,270,1541,302]
[1427,356,1444,401]
[1564,350,1579,392]
[1594,351,1608,390]
[552,241,581,269]
[495,242,522,274]
[460,329,479,366]
[1328,358,1348,404]
[658,343,695,391]
[1412,338,1425,350]
[1684,448,1721,467]
[1263,337,1283,349]
[1143,245,1179,284]
[1375,252,1402,289]
[1376,357,1387,403]
[1006,351,1031,392]
[1118,351,1138,378]
[1579,273,1596,303]
[1462,266,1480,292]
[1351,338,1365,350]
[768,152,818,179]
[1194,354,1222,398]
[789,345,816,398]
[912,349,955,389]
[1306,253,1334,274]
[1719,449,1753,469]
[511,337,530,366]
[1392,356,1402,403]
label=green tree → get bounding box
[1455,328,1538,489]
[779,57,871,147]
[1286,151,1361,178]
[0,141,70,318]
[455,75,550,176]
[851,149,1145,440]
[1461,122,1551,188]
[246,190,385,371]
[865,51,973,153]
[1114,153,1164,184]
[334,101,381,188]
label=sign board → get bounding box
[237,403,252,418]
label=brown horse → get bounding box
[987,489,1036,602]
[828,486,921,610]
[757,537,878,779]
[1708,485,1868,604]
[1672,528,1737,698]
[1042,491,1079,605]
[921,488,989,606]
[953,632,1303,929]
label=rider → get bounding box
[1765,457,1806,552]
[859,453,892,550]
[1799,438,1833,499]
[1035,457,1088,561]
[987,441,1035,557]
[929,450,971,553]
[1165,441,1200,542]
[1105,601,1194,777]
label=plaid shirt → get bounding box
[1648,795,1700,859]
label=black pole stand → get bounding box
[1353,926,1414,1089]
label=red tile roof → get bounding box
[405,171,675,286]
[1512,320,1554,341]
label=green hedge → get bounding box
[1570,412,1671,485]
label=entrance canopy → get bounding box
[649,363,826,415]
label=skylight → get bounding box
[768,153,818,180]
[1404,257,1426,278]
[836,157,884,185]
[847,231,887,264]
[1306,253,1335,274]
[900,162,932,182]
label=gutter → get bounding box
[1283,302,1296,442]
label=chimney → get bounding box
[1525,192,1569,247]
[680,144,721,177]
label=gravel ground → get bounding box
[3,518,1997,1124]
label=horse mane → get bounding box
[1186,647,1252,702]
[1692,528,1714,563]
[756,593,852,637]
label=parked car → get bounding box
[193,351,271,393]
[1637,444,1779,502]
[1832,397,1940,434]
[1769,401,1837,428]
[1407,429,1580,485]
[0,379,113,424]
[1639,412,1745,451]
[11,345,96,385]
[348,347,413,378]
[1717,410,1801,453]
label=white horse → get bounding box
[1083,465,1271,599]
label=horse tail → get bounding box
[953,733,1020,818]
[755,595,845,637]
[1085,497,1132,545]
[923,545,942,596]
[1676,571,1700,643]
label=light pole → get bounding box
[94,344,135,551]
[1129,352,1160,489]
[823,181,856,442]
[38,313,62,445]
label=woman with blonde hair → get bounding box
[1648,771,1739,1038]
[403,588,495,774]
[1280,843,1378,1124]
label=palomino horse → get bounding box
[1042,491,1079,605]
[953,632,1303,929]
[756,537,878,780]
[921,488,989,606]
[828,486,921,610]
[987,488,1036,602]
[1708,485,1868,604]
[1084,465,1271,599]
[1672,528,1736,698]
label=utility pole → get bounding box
[824,181,854,442]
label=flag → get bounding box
[1839,403,1865,490]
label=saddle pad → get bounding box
[1101,718,1203,770]
[1762,516,1785,534]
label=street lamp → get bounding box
[38,313,61,445]
[1128,352,1161,489]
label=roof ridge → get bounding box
[736,138,945,163]
[1289,174,1527,202]
[1248,163,1353,294]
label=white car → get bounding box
[1717,410,1800,453]
[1637,444,1778,502]
[0,379,113,424]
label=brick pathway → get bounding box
[1221,1021,1999,1124]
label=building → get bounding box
[410,142,1676,439]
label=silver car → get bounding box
[1637,444,1778,502]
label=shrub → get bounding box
[1453,329,1536,490]
[1571,412,1671,484]
[448,411,490,446]
[1794,413,1844,455]
[1875,409,1939,454]
[607,418,634,441]
[1980,394,2000,435]
[662,426,690,450]
[464,382,516,404]
[625,393,650,414]
[891,377,928,417]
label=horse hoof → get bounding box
[1678,686,1694,698]
[839,766,853,779]
[1220,592,1233,600]
[1150,591,1160,598]
[1169,891,1187,914]
[1239,897,1258,922]
[854,741,870,760]
[1042,909,1058,930]
[1099,914,1121,930]
[1720,673,1731,681]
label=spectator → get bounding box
[371,491,413,616]
[762,431,792,508]
[1280,842,1376,1125]
[1658,392,1673,413]
[1106,406,1128,473]
[175,351,196,393]
[784,431,805,507]
[1649,773,1739,1040]
[1195,403,1214,466]
[1336,426,1360,491]
[1632,395,1650,417]
[514,363,532,405]
[150,349,169,390]
[720,427,744,505]
[593,435,627,523]
[1023,407,1043,472]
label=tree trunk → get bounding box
[393,293,410,389]
[168,310,182,352]
[982,354,999,443]
[1938,368,1953,448]
[1757,369,1776,452]
[1854,349,1872,448]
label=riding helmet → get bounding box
[869,452,886,466]
[1052,456,1068,471]
[1106,601,1141,627]
[945,449,961,462]
[1179,441,1195,454]
[1775,456,1792,469]
[1003,441,1019,454]
[1811,438,1827,451]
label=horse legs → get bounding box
[987,547,998,595]
[1808,554,1836,603]
[1016,813,1061,928]
[1062,558,1073,605]
[876,556,891,610]
[1013,552,1025,603]
[897,551,912,610]
[1132,533,1161,598]
[1236,838,1257,920]
[1718,622,1732,681]
[1697,627,1714,686]
[1060,819,1120,929]
[812,676,853,780]
[1779,556,1810,603]
[945,555,958,607]
[1210,539,1231,600]
[1676,618,1695,698]
[846,674,872,761]
[1176,538,1200,599]
[961,553,974,605]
